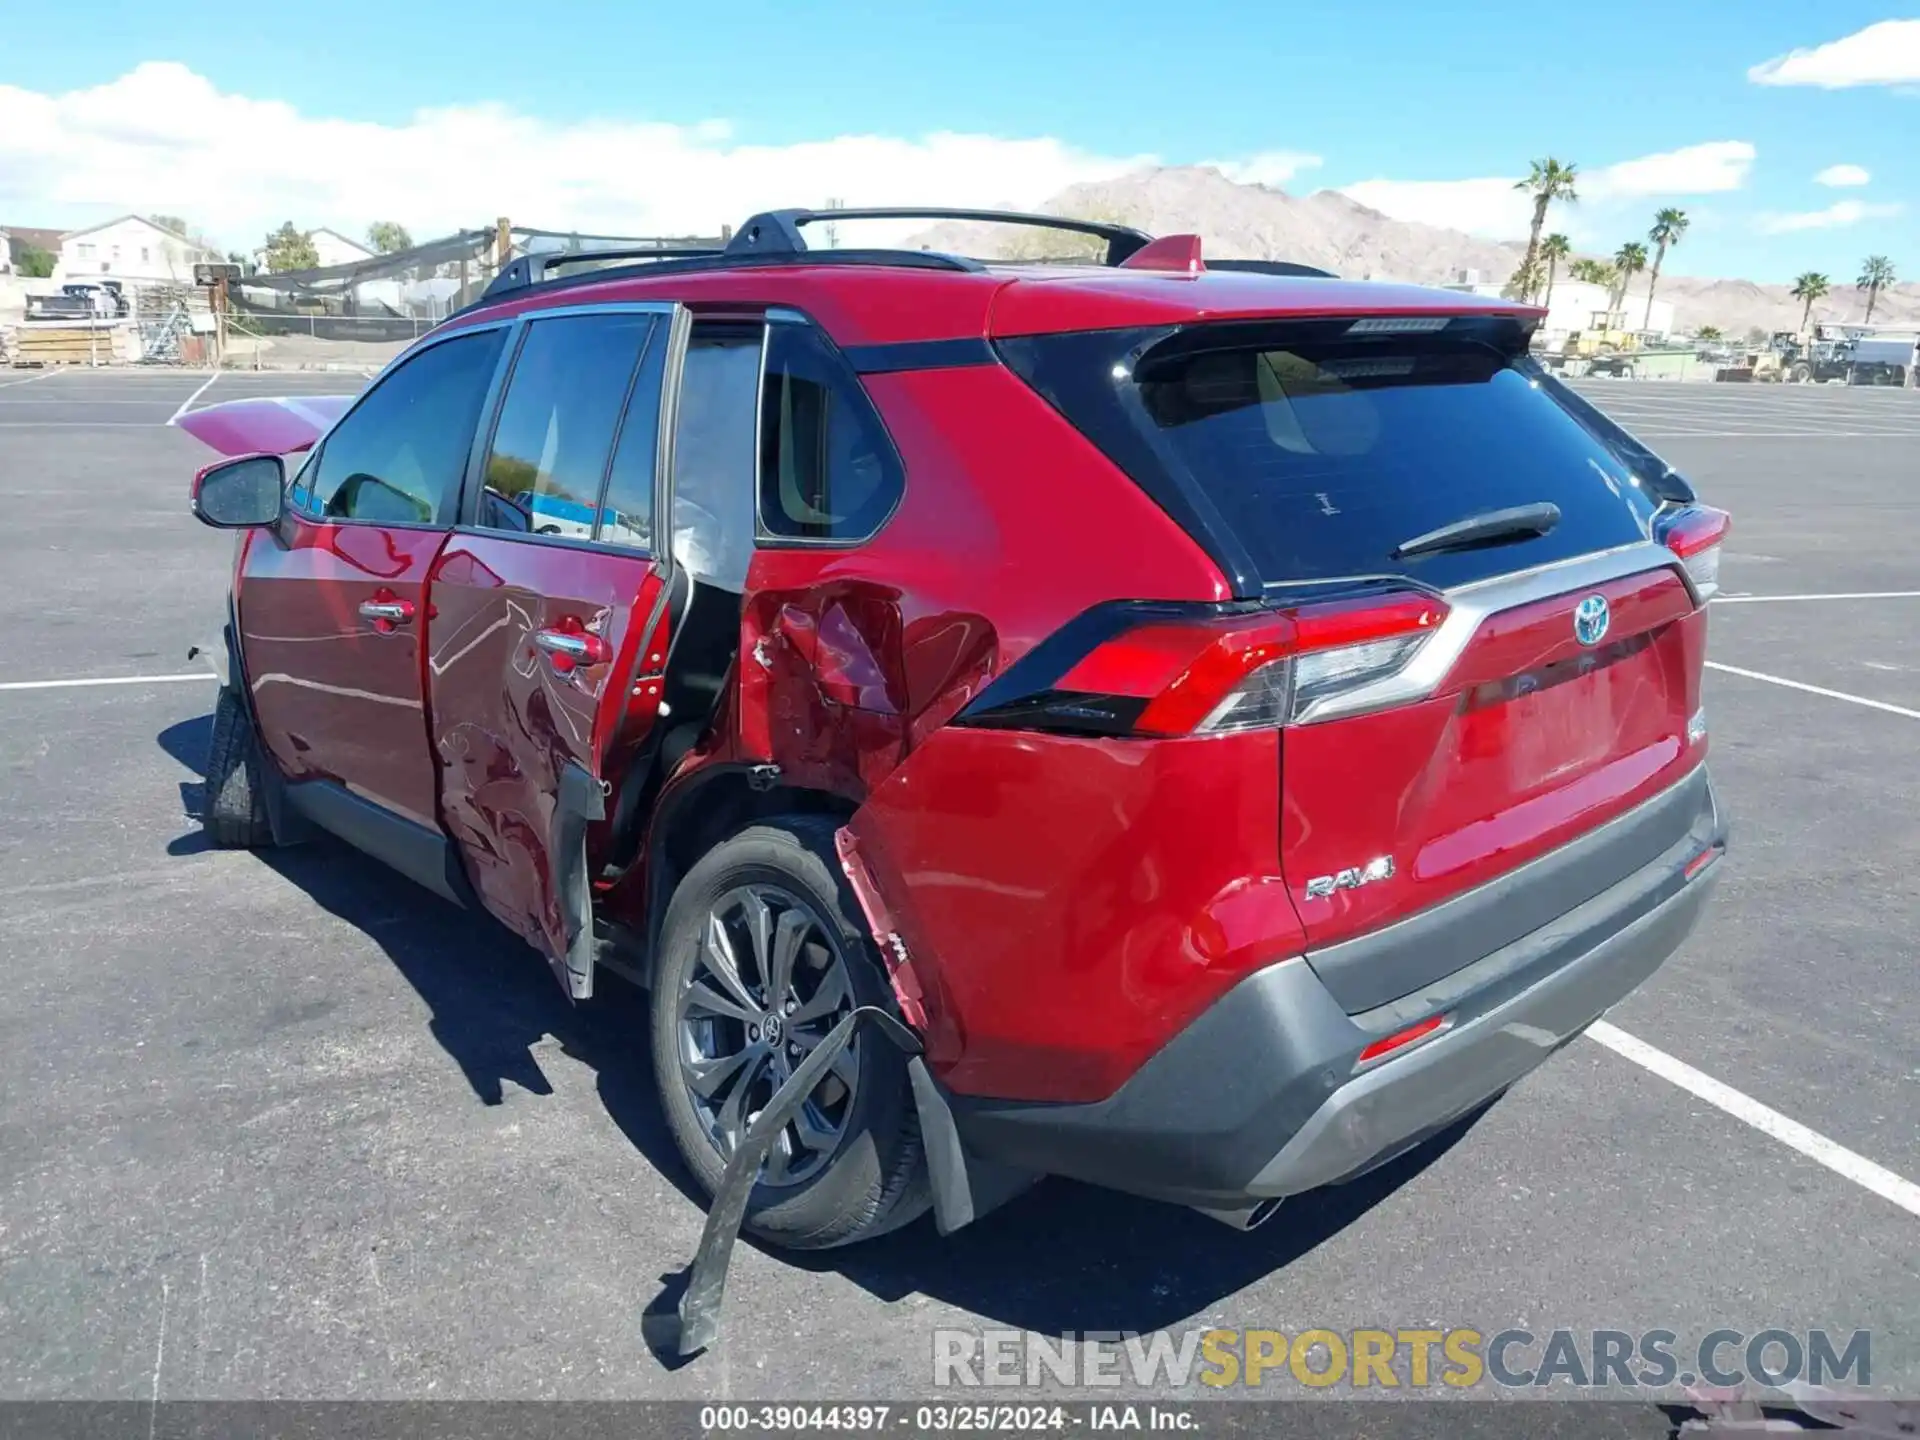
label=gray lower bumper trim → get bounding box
[1249,861,1719,1197]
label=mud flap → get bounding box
[642,1004,924,1363]
[551,760,608,1000]
[907,1056,1037,1236]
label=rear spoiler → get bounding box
[171,394,353,457]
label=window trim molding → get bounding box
[752,309,908,551]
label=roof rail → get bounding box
[481,245,724,301]
[451,246,982,320]
[724,207,1155,266]
[459,211,1334,316]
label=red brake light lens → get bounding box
[1047,592,1448,738]
[1657,504,1731,601]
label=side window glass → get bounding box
[478,312,655,539]
[595,325,668,551]
[758,324,903,543]
[303,328,505,525]
[670,323,764,590]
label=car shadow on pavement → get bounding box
[161,710,1489,1340]
[803,1109,1486,1336]
[158,713,213,855]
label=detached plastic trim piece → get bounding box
[643,1004,923,1363]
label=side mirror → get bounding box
[192,454,285,529]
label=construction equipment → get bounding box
[1751,330,1915,385]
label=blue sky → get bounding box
[1,1,1913,283]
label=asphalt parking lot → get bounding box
[1,365,1916,1409]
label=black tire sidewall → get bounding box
[649,818,922,1249]
[205,686,272,847]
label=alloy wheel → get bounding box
[675,883,861,1187]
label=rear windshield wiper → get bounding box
[1392,502,1561,560]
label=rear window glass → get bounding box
[1001,325,1664,590]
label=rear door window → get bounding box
[595,330,669,551]
[1002,324,1664,591]
[478,312,657,540]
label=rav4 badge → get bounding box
[1304,856,1395,900]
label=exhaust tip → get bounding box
[1191,1197,1284,1232]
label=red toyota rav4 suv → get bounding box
[186,208,1728,1250]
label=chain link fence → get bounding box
[212,224,721,371]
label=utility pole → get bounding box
[213,272,229,369]
[494,216,512,279]
[822,197,845,250]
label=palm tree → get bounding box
[1540,233,1572,308]
[1569,257,1610,285]
[1644,208,1689,331]
[1697,325,1723,342]
[1857,256,1897,324]
[1612,242,1648,323]
[1791,272,1831,336]
[1514,159,1579,288]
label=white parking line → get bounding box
[1587,1021,1920,1219]
[1715,591,1920,604]
[1706,661,1920,720]
[0,673,212,693]
[0,399,187,407]
[167,372,219,425]
[0,370,59,390]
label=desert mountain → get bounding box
[905,166,1918,338]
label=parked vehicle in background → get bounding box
[181,207,1730,1251]
[24,279,126,321]
[1752,329,1915,385]
[1834,334,1917,386]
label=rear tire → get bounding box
[650,816,929,1250]
[203,686,276,849]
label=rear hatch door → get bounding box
[999,312,1714,1012]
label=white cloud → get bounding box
[1336,177,1533,240]
[0,62,1161,251]
[1814,163,1872,187]
[1336,140,1755,242]
[1585,141,1755,198]
[1204,152,1323,188]
[1758,200,1903,233]
[1749,20,1920,87]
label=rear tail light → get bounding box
[1657,504,1731,602]
[970,591,1449,739]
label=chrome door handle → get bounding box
[358,598,414,629]
[533,628,610,669]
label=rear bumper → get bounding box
[948,766,1726,1209]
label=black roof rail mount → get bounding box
[725,207,1156,266]
[482,245,722,301]
[1208,258,1339,279]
